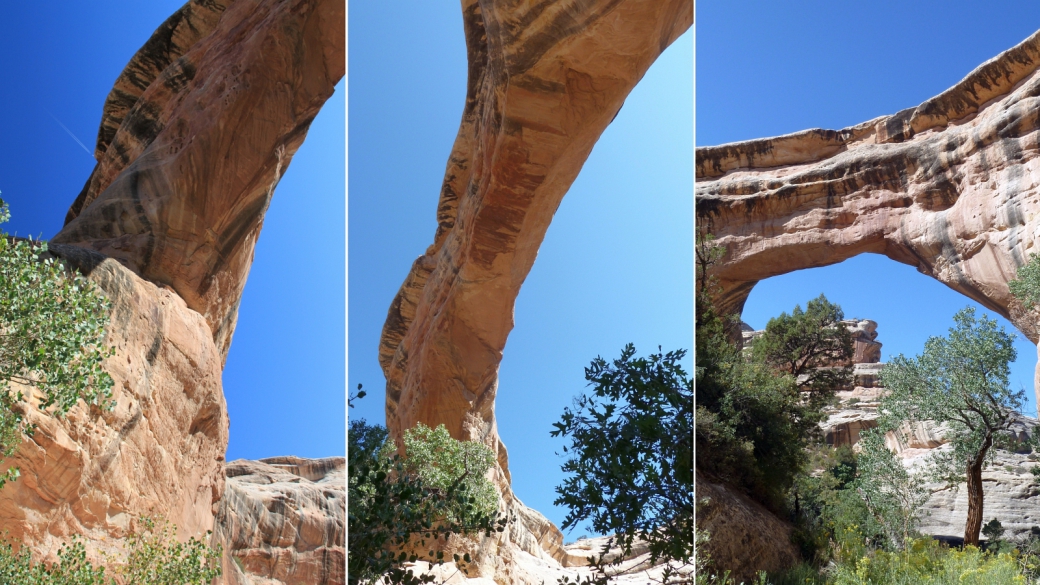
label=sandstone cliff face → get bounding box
[376,0,692,576]
[2,251,227,559]
[214,457,345,585]
[696,29,1040,405]
[0,0,343,580]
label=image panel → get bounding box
[349,1,693,583]
[0,2,345,583]
[696,1,1040,582]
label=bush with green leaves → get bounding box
[0,197,114,487]
[401,423,497,525]
[1010,252,1040,309]
[852,429,928,551]
[829,538,1025,585]
[553,344,693,584]
[878,306,1024,546]
[348,388,504,585]
[750,294,854,408]
[0,516,220,585]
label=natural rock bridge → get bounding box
[377,0,692,579]
[697,29,1040,406]
[2,1,344,583]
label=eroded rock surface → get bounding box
[696,474,800,584]
[0,0,344,581]
[377,0,691,576]
[213,457,345,585]
[56,0,345,360]
[1,253,227,561]
[696,29,1040,405]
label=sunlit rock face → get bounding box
[1,253,228,562]
[376,0,691,577]
[696,29,1040,406]
[213,457,345,585]
[0,0,344,581]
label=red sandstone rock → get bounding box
[377,0,691,577]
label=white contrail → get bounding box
[48,112,93,157]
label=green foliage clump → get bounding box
[0,197,114,487]
[0,517,220,585]
[552,344,693,582]
[113,517,221,585]
[695,232,836,514]
[829,539,1025,585]
[750,294,854,408]
[401,423,497,524]
[1009,252,1040,309]
[347,388,504,585]
[852,430,928,551]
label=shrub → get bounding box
[0,516,220,585]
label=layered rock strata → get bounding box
[213,457,345,585]
[0,0,344,579]
[377,0,692,577]
[696,29,1040,405]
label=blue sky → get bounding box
[349,6,692,535]
[0,3,345,460]
[698,1,1040,416]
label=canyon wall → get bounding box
[0,1,344,582]
[376,0,692,577]
[696,29,1040,405]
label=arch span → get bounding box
[376,0,692,574]
[697,29,1040,405]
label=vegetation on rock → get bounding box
[0,516,220,585]
[877,307,1025,546]
[0,197,114,488]
[347,386,504,585]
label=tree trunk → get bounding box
[964,434,993,546]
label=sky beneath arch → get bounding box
[348,6,693,536]
[0,3,345,461]
[697,0,1040,416]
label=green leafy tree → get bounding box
[401,423,497,524]
[878,306,1024,546]
[0,197,114,487]
[853,429,928,550]
[552,344,693,584]
[695,234,825,513]
[750,294,854,409]
[348,387,504,585]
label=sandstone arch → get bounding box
[376,0,692,577]
[697,29,1040,405]
[1,1,344,581]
